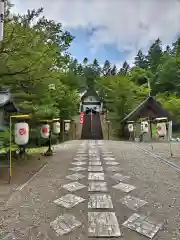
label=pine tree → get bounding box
[147,38,163,73]
[111,65,117,75]
[134,50,148,69]
[118,61,130,75]
[102,60,111,76]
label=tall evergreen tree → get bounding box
[134,50,148,69]
[111,65,117,75]
[147,38,163,73]
[83,57,88,66]
[92,58,101,76]
[118,61,130,75]
[102,60,111,76]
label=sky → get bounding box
[12,0,180,67]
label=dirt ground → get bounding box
[0,152,50,210]
[0,154,48,184]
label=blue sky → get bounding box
[68,28,129,66]
[12,0,180,67]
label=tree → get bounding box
[102,60,111,76]
[83,57,88,66]
[130,67,152,86]
[134,50,148,69]
[0,6,79,120]
[92,58,101,77]
[118,61,130,75]
[147,38,163,73]
[111,65,117,75]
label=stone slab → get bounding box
[88,194,113,208]
[66,173,85,181]
[50,214,81,236]
[69,167,86,172]
[123,213,162,239]
[88,182,108,192]
[120,195,148,210]
[62,182,86,192]
[103,157,115,161]
[72,162,86,166]
[111,173,130,182]
[88,212,121,237]
[74,157,87,161]
[88,172,105,180]
[89,158,100,161]
[105,161,119,165]
[113,183,136,193]
[88,166,103,172]
[89,162,102,166]
[54,194,85,208]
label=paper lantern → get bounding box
[40,124,50,138]
[141,121,149,133]
[156,122,166,136]
[128,123,133,132]
[14,122,29,145]
[64,120,70,131]
[53,122,60,134]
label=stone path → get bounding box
[2,139,180,239]
[49,140,162,239]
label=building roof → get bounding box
[81,88,101,101]
[0,89,19,113]
[121,95,173,123]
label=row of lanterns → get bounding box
[14,121,71,146]
[128,121,167,136]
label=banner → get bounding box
[80,112,84,124]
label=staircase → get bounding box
[81,113,103,140]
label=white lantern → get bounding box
[40,124,50,138]
[53,122,60,134]
[14,122,29,145]
[64,120,70,131]
[156,122,166,136]
[128,123,134,132]
[141,121,149,133]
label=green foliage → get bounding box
[0,130,10,148]
[1,1,180,143]
[0,5,80,122]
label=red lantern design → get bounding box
[42,127,48,133]
[19,128,26,136]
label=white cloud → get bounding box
[12,0,180,61]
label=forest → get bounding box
[1,1,180,140]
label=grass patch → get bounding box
[0,145,56,154]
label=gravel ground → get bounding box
[105,140,180,240]
[136,141,180,167]
[0,140,180,239]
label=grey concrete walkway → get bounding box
[0,140,180,239]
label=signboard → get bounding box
[80,112,84,124]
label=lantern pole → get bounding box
[44,124,53,156]
[44,118,60,156]
[9,116,12,183]
[8,114,31,183]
